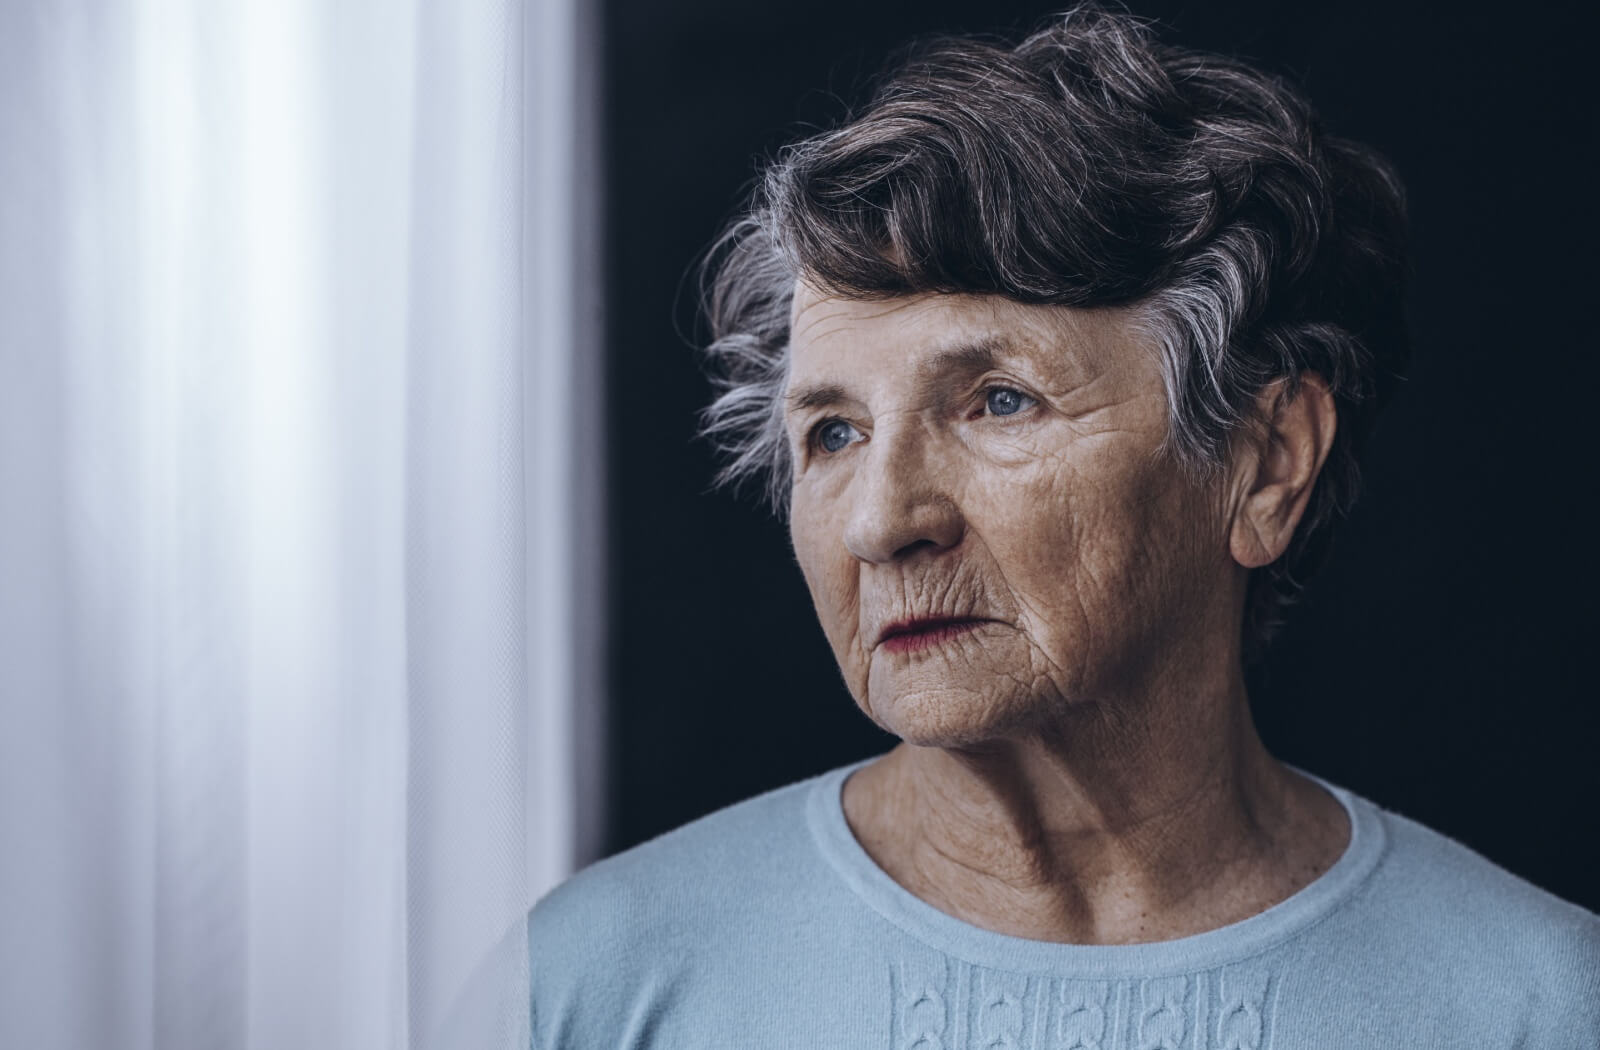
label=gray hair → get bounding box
[696,4,1409,659]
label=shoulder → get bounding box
[1372,803,1600,949]
[1355,798,1600,1028]
[529,767,828,943]
[526,766,850,1046]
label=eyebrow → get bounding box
[782,336,1011,416]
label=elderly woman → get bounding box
[529,6,1599,1046]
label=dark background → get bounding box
[599,0,1599,913]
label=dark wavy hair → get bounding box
[696,3,1409,659]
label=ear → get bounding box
[1229,374,1338,570]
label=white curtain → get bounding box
[0,0,603,1047]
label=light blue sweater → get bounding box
[529,757,1600,1048]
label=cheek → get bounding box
[973,443,1202,662]
[789,495,861,650]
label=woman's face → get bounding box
[784,282,1238,747]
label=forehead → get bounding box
[792,282,1041,356]
[786,280,1141,391]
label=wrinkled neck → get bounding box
[843,677,1348,945]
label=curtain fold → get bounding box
[0,1,597,1047]
[404,1,531,1045]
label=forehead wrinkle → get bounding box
[790,314,860,349]
[790,282,942,337]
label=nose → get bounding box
[841,418,965,564]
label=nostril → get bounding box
[893,538,941,560]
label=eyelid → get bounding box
[805,416,862,456]
[976,382,1040,415]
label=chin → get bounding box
[863,683,1048,750]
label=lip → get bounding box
[877,616,991,654]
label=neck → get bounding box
[841,666,1348,945]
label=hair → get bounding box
[695,3,1409,660]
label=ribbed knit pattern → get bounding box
[529,759,1600,1048]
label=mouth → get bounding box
[876,616,992,655]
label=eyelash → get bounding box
[805,384,1038,455]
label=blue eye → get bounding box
[815,419,859,453]
[986,387,1033,416]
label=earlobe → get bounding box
[1228,375,1337,570]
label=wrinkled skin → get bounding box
[783,280,1349,945]
[786,285,1238,746]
